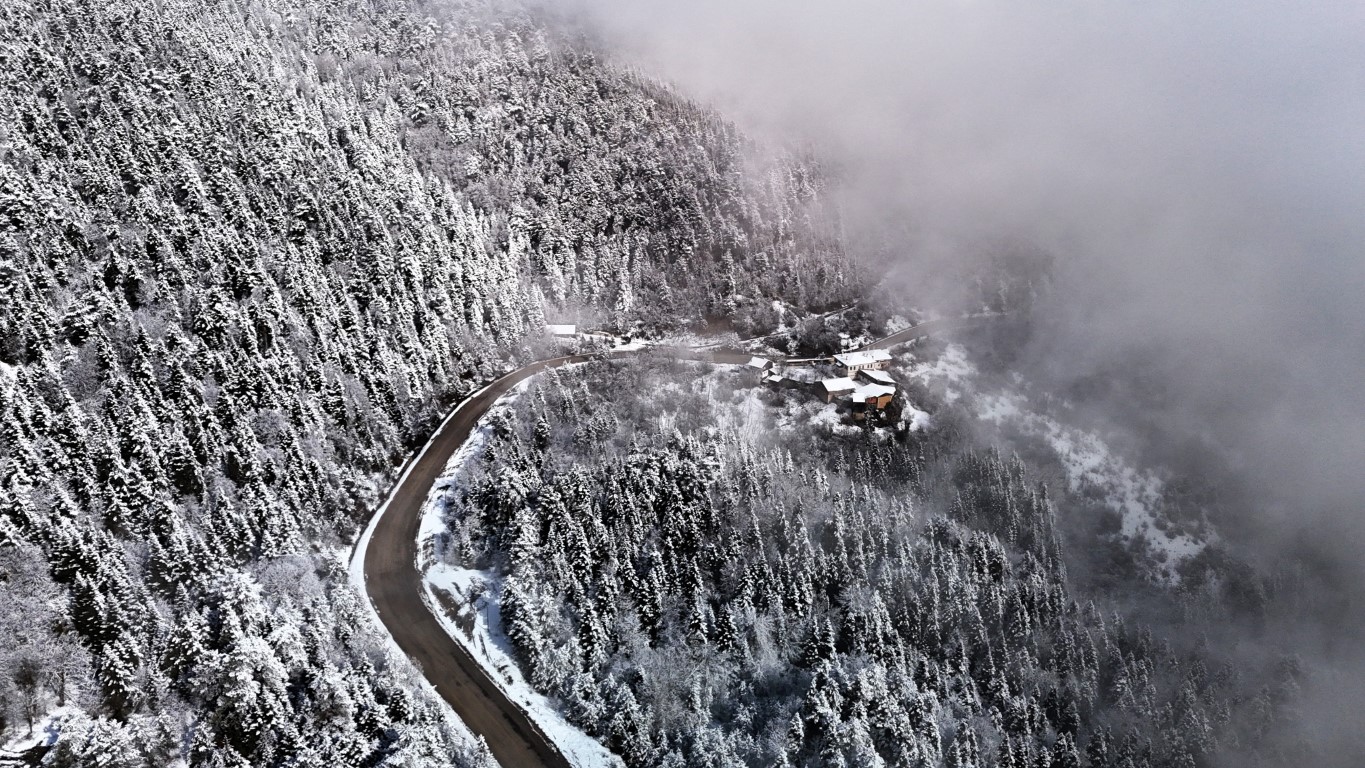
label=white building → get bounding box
[546,324,577,337]
[833,349,892,374]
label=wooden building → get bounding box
[850,382,897,411]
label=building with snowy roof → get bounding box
[856,368,895,386]
[833,348,892,374]
[819,377,857,402]
[850,383,897,409]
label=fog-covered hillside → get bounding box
[431,352,1305,768]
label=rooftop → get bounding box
[859,369,895,385]
[851,383,897,401]
[833,349,893,368]
[820,377,857,393]
[747,356,773,369]
[546,324,577,336]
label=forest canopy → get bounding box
[0,0,853,763]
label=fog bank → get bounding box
[560,0,1365,761]
[562,0,1365,553]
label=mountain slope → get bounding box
[0,0,853,763]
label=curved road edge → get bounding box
[349,356,591,768]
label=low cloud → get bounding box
[561,0,1365,761]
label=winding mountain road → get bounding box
[359,355,588,768]
[352,317,994,767]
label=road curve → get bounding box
[859,314,1001,350]
[361,355,589,768]
[354,318,997,767]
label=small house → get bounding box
[819,377,857,403]
[849,383,897,421]
[746,356,774,372]
[763,370,801,390]
[547,324,577,338]
[833,349,893,375]
[856,369,895,386]
[851,383,897,410]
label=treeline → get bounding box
[439,360,1303,768]
[0,0,851,763]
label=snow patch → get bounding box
[907,343,974,383]
[976,394,1208,576]
[904,343,975,403]
[901,401,932,432]
[807,402,861,435]
[0,705,79,756]
[884,314,914,334]
[422,567,624,768]
[976,393,1023,422]
[899,343,1207,579]
[659,329,739,350]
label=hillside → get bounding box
[429,352,1305,768]
[0,0,854,763]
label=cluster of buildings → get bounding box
[753,348,902,423]
[547,320,907,425]
[819,350,898,421]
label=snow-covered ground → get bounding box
[837,330,874,351]
[903,344,1208,579]
[901,343,973,404]
[0,705,78,757]
[806,400,864,435]
[413,382,625,768]
[900,399,932,432]
[884,314,915,334]
[656,329,740,350]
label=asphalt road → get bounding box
[361,355,588,768]
[859,314,999,350]
[355,318,996,767]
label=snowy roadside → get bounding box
[413,381,626,768]
[345,379,504,754]
[0,705,78,758]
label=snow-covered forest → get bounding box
[433,357,1305,768]
[0,0,857,763]
[0,0,1345,765]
